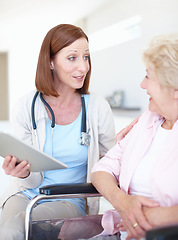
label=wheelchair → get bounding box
[25,183,102,240]
[25,183,178,240]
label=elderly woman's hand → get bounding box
[2,155,30,178]
[117,194,159,240]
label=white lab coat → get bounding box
[0,90,116,214]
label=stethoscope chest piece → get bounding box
[79,132,91,147]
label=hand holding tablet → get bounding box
[0,132,67,172]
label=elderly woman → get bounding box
[88,33,178,240]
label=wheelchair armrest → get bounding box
[146,224,178,240]
[25,183,100,240]
[39,183,99,195]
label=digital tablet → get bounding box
[0,132,67,172]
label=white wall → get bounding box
[86,0,178,110]
[0,0,178,119]
[0,0,110,120]
[0,122,13,201]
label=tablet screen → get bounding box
[0,132,67,172]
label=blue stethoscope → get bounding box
[31,91,91,151]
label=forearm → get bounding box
[91,171,159,240]
[91,171,125,209]
[144,205,178,227]
[16,171,43,189]
[167,205,178,224]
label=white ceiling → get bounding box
[0,0,110,24]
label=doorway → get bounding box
[0,52,9,120]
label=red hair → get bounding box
[35,24,91,96]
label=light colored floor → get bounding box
[0,115,134,213]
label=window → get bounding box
[89,15,142,52]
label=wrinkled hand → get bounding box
[117,194,159,240]
[2,155,30,178]
[116,116,140,142]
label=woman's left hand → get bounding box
[117,194,159,240]
[119,207,170,240]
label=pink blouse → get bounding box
[92,110,178,235]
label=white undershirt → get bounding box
[121,123,172,240]
[129,123,172,198]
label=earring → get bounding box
[50,61,54,70]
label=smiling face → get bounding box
[140,68,176,118]
[51,38,90,94]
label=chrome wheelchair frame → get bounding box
[25,183,178,240]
